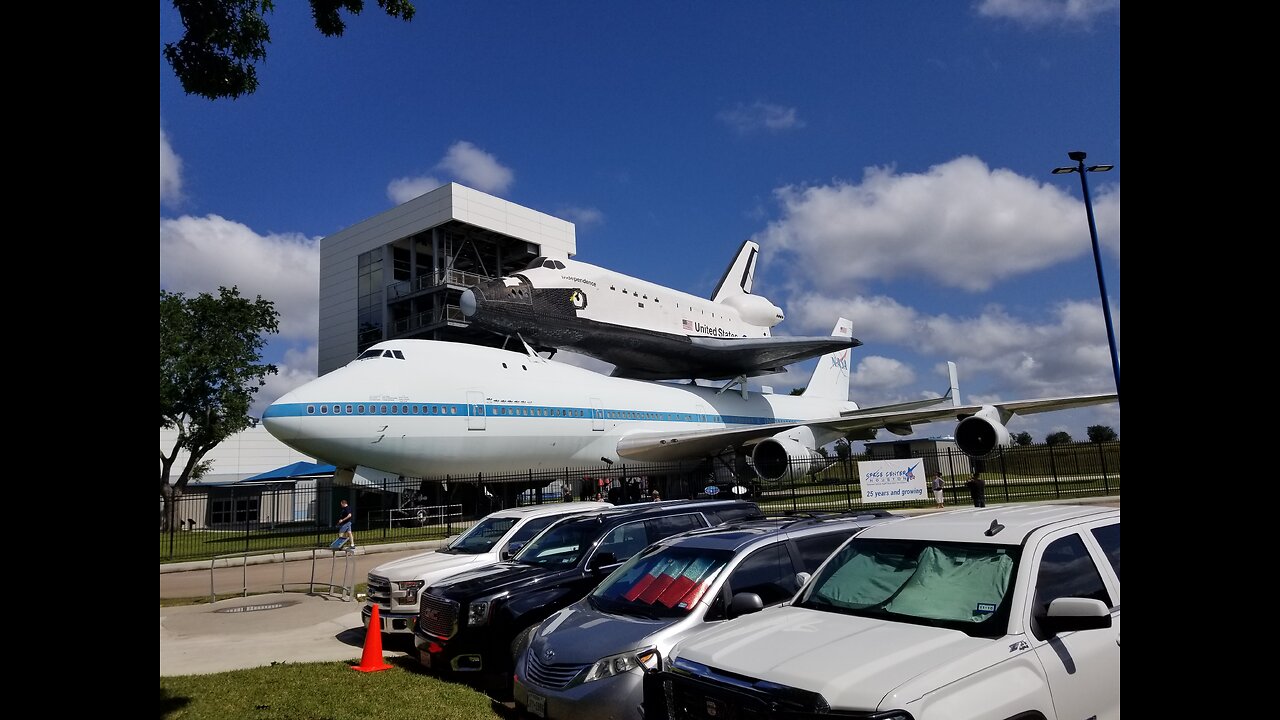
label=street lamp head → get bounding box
[1068,150,1087,162]
[1051,166,1078,174]
[1086,164,1114,173]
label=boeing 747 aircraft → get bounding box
[262,319,1117,484]
[458,240,857,381]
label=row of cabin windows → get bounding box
[493,407,586,417]
[307,404,459,416]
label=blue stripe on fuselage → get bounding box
[261,402,796,425]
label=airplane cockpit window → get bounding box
[356,349,383,361]
[526,256,547,270]
[543,260,557,269]
[551,260,566,269]
[382,350,395,358]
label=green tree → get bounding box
[833,438,851,462]
[160,287,280,529]
[1087,425,1118,442]
[1045,431,1073,446]
[1013,431,1033,446]
[163,0,416,100]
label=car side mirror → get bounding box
[728,592,764,619]
[501,541,526,560]
[1039,597,1112,635]
[589,552,617,572]
[795,572,811,588]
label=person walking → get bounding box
[965,472,986,508]
[931,472,945,508]
[336,499,356,549]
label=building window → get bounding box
[357,249,384,354]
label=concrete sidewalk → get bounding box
[160,542,435,676]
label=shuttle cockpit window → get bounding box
[525,256,547,270]
[356,348,384,361]
[551,260,566,269]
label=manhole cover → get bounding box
[214,599,301,613]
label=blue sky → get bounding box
[160,0,1120,444]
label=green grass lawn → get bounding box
[160,660,510,719]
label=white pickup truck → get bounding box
[645,504,1120,720]
[362,501,610,635]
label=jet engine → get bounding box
[718,293,785,328]
[750,427,832,482]
[955,405,1012,457]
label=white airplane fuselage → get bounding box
[263,339,855,478]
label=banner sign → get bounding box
[859,459,927,503]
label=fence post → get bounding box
[1098,442,1110,494]
[167,491,176,560]
[445,475,453,537]
[998,447,1009,503]
[1048,443,1060,498]
[240,487,251,555]
[844,455,853,509]
[382,477,389,541]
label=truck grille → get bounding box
[418,594,459,638]
[524,652,590,690]
[367,574,393,609]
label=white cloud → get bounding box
[849,356,916,391]
[387,175,444,204]
[717,102,805,134]
[159,214,320,341]
[256,344,318,414]
[786,293,1116,399]
[387,140,515,203]
[560,206,605,228]
[440,141,515,193]
[160,126,183,204]
[975,0,1120,25]
[756,156,1120,292]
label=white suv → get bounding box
[646,504,1120,720]
[363,501,610,635]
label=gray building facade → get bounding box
[318,183,577,374]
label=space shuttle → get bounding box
[458,240,858,381]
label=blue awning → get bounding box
[241,461,337,483]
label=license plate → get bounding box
[527,692,546,718]
[419,650,432,669]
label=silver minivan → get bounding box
[512,511,897,720]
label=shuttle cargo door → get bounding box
[468,391,486,430]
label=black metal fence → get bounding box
[159,441,1119,563]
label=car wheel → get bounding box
[511,624,536,662]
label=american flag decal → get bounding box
[682,319,693,331]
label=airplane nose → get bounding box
[460,288,477,317]
[261,402,297,441]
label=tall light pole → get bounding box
[1052,150,1119,401]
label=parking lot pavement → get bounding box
[160,544,432,676]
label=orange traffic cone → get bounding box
[352,604,394,672]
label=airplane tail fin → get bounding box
[801,318,854,402]
[947,361,960,407]
[710,240,759,301]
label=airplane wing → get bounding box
[615,393,1117,462]
[612,335,861,381]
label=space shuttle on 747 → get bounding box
[458,240,857,381]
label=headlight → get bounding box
[394,580,425,605]
[583,648,659,683]
[468,601,492,626]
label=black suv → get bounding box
[412,499,763,697]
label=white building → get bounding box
[318,183,578,374]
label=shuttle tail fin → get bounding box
[710,240,759,301]
[801,318,854,402]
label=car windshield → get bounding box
[441,517,519,554]
[795,538,1020,637]
[591,545,733,619]
[514,518,601,568]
